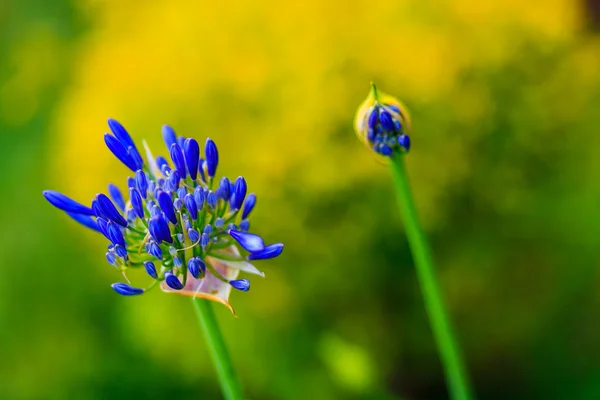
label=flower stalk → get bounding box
[389,153,473,400]
[193,299,243,400]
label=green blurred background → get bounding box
[2,0,600,399]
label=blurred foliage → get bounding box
[2,0,600,399]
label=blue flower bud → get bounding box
[228,229,265,252]
[106,251,117,265]
[174,198,183,211]
[107,221,126,247]
[215,218,224,228]
[229,279,250,292]
[128,146,144,171]
[108,184,125,211]
[111,282,144,296]
[66,212,101,232]
[242,193,256,220]
[188,228,200,243]
[194,187,205,208]
[130,188,145,219]
[184,138,200,180]
[203,224,213,234]
[156,156,171,174]
[177,186,187,199]
[173,256,183,268]
[149,215,173,244]
[169,246,178,258]
[188,257,206,279]
[379,144,393,156]
[148,180,156,194]
[104,133,137,171]
[177,232,185,243]
[162,125,177,150]
[147,240,163,259]
[108,119,141,163]
[379,109,395,132]
[398,134,410,151]
[207,191,217,209]
[231,176,247,210]
[200,233,210,249]
[239,219,250,232]
[157,191,178,224]
[169,143,187,179]
[164,170,181,192]
[96,194,128,227]
[144,261,158,279]
[198,158,207,182]
[91,199,103,218]
[177,136,186,149]
[247,243,284,260]
[135,170,148,199]
[183,217,192,230]
[184,194,198,220]
[205,138,218,177]
[219,177,231,199]
[114,244,128,258]
[164,271,184,290]
[43,191,94,215]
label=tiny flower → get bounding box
[165,270,184,290]
[144,261,158,279]
[111,283,144,296]
[184,138,200,180]
[170,143,187,179]
[44,119,283,314]
[135,170,149,198]
[205,138,218,177]
[242,194,256,220]
[354,83,411,157]
[229,279,250,292]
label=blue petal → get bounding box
[108,119,142,166]
[111,283,144,296]
[66,212,101,232]
[149,215,173,244]
[242,193,256,220]
[379,109,395,132]
[184,138,200,180]
[398,134,410,151]
[43,191,94,215]
[247,243,284,260]
[96,194,128,227]
[205,138,218,177]
[108,184,125,211]
[207,191,217,209]
[97,218,110,239]
[228,229,265,252]
[104,134,137,171]
[367,106,379,130]
[106,221,126,247]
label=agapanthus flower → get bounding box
[44,119,283,315]
[354,83,412,156]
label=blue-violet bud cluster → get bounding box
[44,119,283,314]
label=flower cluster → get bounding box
[354,83,411,156]
[44,119,283,314]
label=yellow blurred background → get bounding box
[2,0,600,398]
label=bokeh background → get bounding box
[2,0,600,399]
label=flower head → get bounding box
[354,83,411,157]
[44,120,284,315]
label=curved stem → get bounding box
[389,154,474,400]
[192,299,243,400]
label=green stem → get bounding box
[389,154,473,400]
[192,299,243,400]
